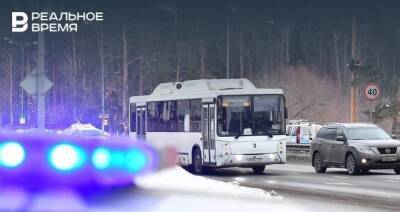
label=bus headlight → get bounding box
[269,154,276,160]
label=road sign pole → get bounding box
[19,33,52,131]
[38,94,45,129]
[37,32,45,130]
[370,103,373,122]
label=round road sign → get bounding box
[364,83,380,101]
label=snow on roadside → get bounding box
[135,166,282,201]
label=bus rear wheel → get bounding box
[191,148,203,175]
[252,166,265,174]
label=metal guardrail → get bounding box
[286,143,311,160]
[286,143,311,151]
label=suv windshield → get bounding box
[217,95,285,136]
[346,127,391,140]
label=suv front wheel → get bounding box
[346,154,360,175]
[394,167,400,174]
[313,152,327,173]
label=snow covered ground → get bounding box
[135,166,306,212]
[135,166,387,212]
[136,166,282,201]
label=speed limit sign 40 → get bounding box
[365,83,380,101]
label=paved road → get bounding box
[206,161,400,211]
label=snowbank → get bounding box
[135,166,281,201]
[135,167,309,212]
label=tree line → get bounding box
[0,1,399,132]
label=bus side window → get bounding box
[190,99,201,132]
[177,100,190,132]
[184,113,190,132]
[147,102,156,132]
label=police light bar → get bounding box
[0,134,176,189]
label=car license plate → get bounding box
[382,156,397,162]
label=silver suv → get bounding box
[311,123,400,175]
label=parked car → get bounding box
[286,123,321,144]
[311,123,400,175]
[64,123,109,138]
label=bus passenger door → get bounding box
[136,106,146,139]
[202,103,216,166]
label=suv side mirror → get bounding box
[392,135,397,139]
[336,135,346,142]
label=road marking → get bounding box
[384,180,400,183]
[233,177,246,182]
[333,176,349,179]
[291,172,301,175]
[265,180,276,184]
[324,182,353,186]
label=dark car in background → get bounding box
[311,123,400,175]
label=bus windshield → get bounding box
[217,95,285,137]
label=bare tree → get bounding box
[122,25,128,121]
[71,32,78,121]
[1,48,14,125]
[199,39,207,78]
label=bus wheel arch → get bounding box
[191,145,203,175]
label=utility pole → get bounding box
[101,23,105,116]
[226,3,230,79]
[20,33,53,131]
[100,23,107,131]
[21,46,24,123]
[9,48,14,125]
[122,25,128,122]
[350,14,359,123]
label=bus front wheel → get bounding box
[252,166,265,174]
[191,148,203,175]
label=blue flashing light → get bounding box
[92,147,111,170]
[125,149,147,173]
[111,151,124,167]
[49,144,86,171]
[0,142,25,168]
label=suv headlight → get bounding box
[354,146,375,155]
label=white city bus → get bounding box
[129,79,287,174]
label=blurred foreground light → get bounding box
[92,147,111,170]
[0,134,173,188]
[111,151,124,167]
[49,144,86,171]
[0,142,25,168]
[125,149,147,173]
